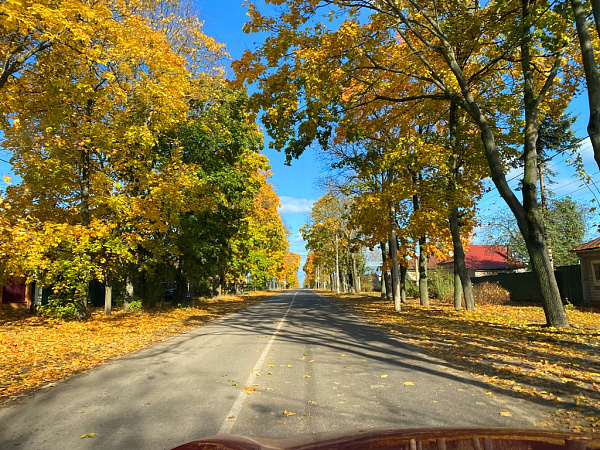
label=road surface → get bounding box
[0,290,551,449]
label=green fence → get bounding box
[472,265,583,305]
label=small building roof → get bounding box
[438,245,525,270]
[570,237,600,253]
[407,255,440,270]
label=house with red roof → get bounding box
[406,255,442,281]
[437,245,526,278]
[569,237,600,305]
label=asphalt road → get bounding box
[0,290,551,449]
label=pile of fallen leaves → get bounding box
[324,292,600,433]
[0,293,267,404]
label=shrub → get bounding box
[427,270,454,302]
[129,298,143,312]
[473,282,511,305]
[40,295,78,320]
[404,277,419,299]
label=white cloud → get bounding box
[278,196,315,214]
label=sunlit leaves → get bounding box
[0,295,265,402]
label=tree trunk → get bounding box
[591,0,600,38]
[571,0,600,171]
[450,207,475,311]
[335,233,341,295]
[448,99,476,311]
[104,275,112,316]
[352,253,360,293]
[400,259,407,304]
[519,0,569,327]
[454,269,462,310]
[418,237,429,306]
[539,165,554,269]
[124,276,133,312]
[389,201,401,311]
[380,241,391,299]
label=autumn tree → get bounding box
[169,84,266,299]
[303,251,331,289]
[235,0,580,327]
[568,0,600,171]
[281,252,301,288]
[229,181,289,290]
[301,190,364,294]
[0,0,227,317]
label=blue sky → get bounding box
[197,0,323,280]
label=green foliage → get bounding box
[129,298,143,312]
[485,196,591,267]
[545,196,591,266]
[427,271,454,303]
[473,282,511,305]
[404,277,419,299]
[39,295,79,320]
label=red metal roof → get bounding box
[570,237,600,252]
[439,245,525,270]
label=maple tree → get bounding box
[280,252,301,288]
[303,251,332,289]
[568,0,600,171]
[0,0,295,317]
[301,190,364,294]
[229,181,290,289]
[235,0,582,327]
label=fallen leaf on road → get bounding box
[283,410,296,416]
[304,353,309,356]
[81,433,97,439]
[303,375,311,378]
[485,391,493,396]
[500,411,512,417]
[308,401,317,405]
[287,365,293,367]
[308,360,315,363]
[268,365,275,367]
[268,372,274,375]
[380,374,388,378]
[243,386,256,394]
[403,382,415,386]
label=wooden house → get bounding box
[0,277,32,309]
[437,245,526,278]
[570,237,600,306]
